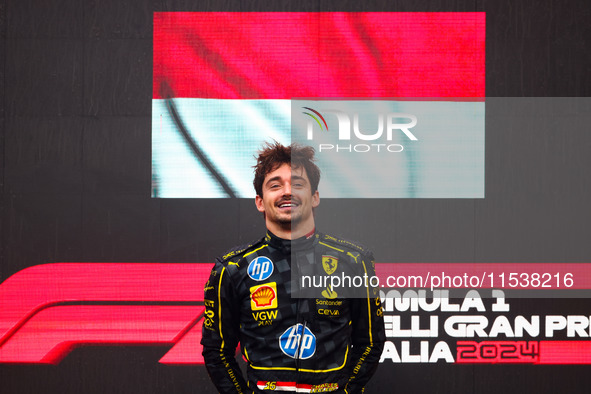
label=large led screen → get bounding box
[152,12,485,198]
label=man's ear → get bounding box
[311,190,320,208]
[255,195,265,213]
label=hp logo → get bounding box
[279,324,316,359]
[247,256,274,281]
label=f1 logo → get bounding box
[0,263,209,365]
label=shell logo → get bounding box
[250,282,278,310]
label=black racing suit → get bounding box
[201,231,385,393]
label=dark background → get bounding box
[1,0,590,393]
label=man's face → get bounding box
[255,163,319,233]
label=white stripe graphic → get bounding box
[152,98,484,198]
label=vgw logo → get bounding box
[247,256,274,281]
[302,106,418,153]
[279,323,316,359]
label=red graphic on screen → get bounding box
[154,12,485,99]
[537,341,591,364]
[2,263,591,365]
[0,263,208,364]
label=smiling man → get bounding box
[253,145,319,239]
[201,142,385,393]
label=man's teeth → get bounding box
[279,203,294,207]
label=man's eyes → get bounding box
[268,182,305,189]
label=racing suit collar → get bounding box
[265,229,318,253]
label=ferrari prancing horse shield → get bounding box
[322,255,338,275]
